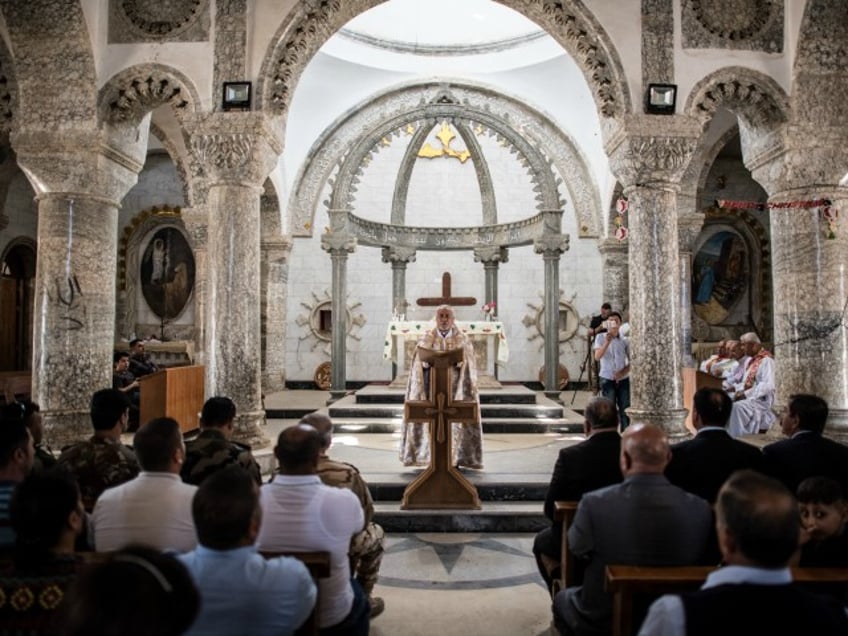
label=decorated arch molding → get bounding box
[98,63,200,126]
[684,66,789,138]
[289,82,602,239]
[256,0,630,121]
[0,31,17,137]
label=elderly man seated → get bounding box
[727,332,775,437]
[700,340,739,379]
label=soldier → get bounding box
[56,389,139,512]
[181,397,261,486]
[128,338,159,378]
[300,412,386,619]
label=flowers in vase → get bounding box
[482,301,496,320]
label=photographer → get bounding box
[593,312,630,431]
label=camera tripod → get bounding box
[571,333,598,404]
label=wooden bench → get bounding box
[605,565,848,636]
[260,550,331,636]
[552,501,580,594]
[0,371,31,404]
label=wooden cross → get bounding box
[401,346,481,510]
[416,272,477,307]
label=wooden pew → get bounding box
[605,565,848,636]
[553,501,580,594]
[0,370,31,404]
[259,550,331,636]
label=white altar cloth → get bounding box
[383,320,509,367]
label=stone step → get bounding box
[330,417,582,435]
[352,384,541,405]
[367,480,548,503]
[373,501,547,533]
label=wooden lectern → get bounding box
[681,367,725,434]
[401,347,482,510]
[138,365,204,434]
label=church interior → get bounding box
[0,1,847,634]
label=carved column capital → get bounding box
[534,235,570,257]
[321,232,357,255]
[677,213,705,252]
[605,116,701,187]
[381,246,417,265]
[189,113,282,186]
[473,246,509,265]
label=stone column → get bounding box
[474,246,508,380]
[181,206,208,367]
[598,238,629,312]
[606,117,700,439]
[534,211,569,400]
[14,136,142,446]
[677,212,704,367]
[382,246,416,379]
[322,209,357,403]
[190,116,281,447]
[261,236,292,394]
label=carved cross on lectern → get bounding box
[401,346,481,510]
[416,272,477,307]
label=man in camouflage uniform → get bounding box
[181,396,261,486]
[300,412,386,619]
[57,388,139,512]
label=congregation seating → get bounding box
[605,564,848,636]
[552,500,579,594]
[259,550,331,636]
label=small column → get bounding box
[181,206,208,367]
[382,246,416,379]
[598,238,629,312]
[15,140,143,447]
[190,115,281,447]
[322,209,357,403]
[534,210,569,401]
[677,212,704,368]
[474,246,508,379]
[261,236,293,394]
[607,118,700,439]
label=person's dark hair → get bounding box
[113,350,130,365]
[300,412,333,449]
[584,397,618,430]
[200,396,237,428]
[90,388,129,431]
[692,387,732,427]
[797,476,844,506]
[601,302,612,310]
[274,425,322,470]
[133,417,182,472]
[11,470,80,567]
[62,544,199,636]
[0,418,30,468]
[788,394,829,434]
[193,465,258,550]
[129,338,142,348]
[717,469,799,567]
[1,400,39,423]
[608,311,622,322]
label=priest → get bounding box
[399,305,484,469]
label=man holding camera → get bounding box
[593,311,630,431]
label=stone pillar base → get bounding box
[233,410,270,449]
[44,410,92,450]
[625,408,689,441]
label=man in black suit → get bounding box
[533,397,622,590]
[763,393,848,494]
[666,387,765,503]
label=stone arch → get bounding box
[256,0,630,123]
[98,64,200,127]
[289,81,601,239]
[684,66,789,148]
[0,29,17,138]
[1,1,97,129]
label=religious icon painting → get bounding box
[140,226,196,321]
[692,228,748,325]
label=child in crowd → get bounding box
[797,476,848,567]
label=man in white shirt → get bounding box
[257,424,369,636]
[593,312,630,430]
[92,417,197,552]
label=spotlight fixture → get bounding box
[645,83,677,115]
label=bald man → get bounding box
[300,412,385,619]
[553,424,713,636]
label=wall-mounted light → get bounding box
[645,83,677,115]
[222,81,251,112]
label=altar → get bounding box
[383,320,509,388]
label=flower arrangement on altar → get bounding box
[482,301,496,320]
[614,196,629,241]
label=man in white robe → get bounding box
[728,333,776,437]
[399,305,483,469]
